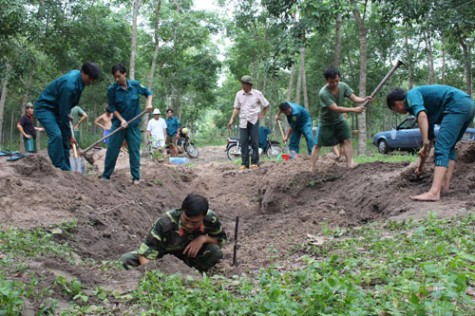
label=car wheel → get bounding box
[378,139,389,154]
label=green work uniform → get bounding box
[35,70,85,171]
[70,106,86,146]
[404,85,475,167]
[317,82,353,146]
[102,80,152,181]
[121,209,227,272]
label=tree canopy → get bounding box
[1,0,473,149]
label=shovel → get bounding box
[70,142,85,174]
[276,120,290,153]
[80,110,148,164]
[69,123,85,173]
[361,60,405,108]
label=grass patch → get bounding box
[355,152,418,164]
[0,226,77,315]
[125,213,475,315]
[2,215,475,314]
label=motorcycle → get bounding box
[225,136,283,161]
[174,129,199,158]
[149,128,199,159]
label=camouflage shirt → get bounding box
[138,209,227,260]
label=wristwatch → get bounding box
[423,140,430,146]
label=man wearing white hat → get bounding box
[147,108,168,157]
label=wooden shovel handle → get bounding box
[362,59,405,107]
[82,110,148,154]
[71,142,79,159]
[277,120,287,145]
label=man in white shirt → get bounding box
[227,75,270,170]
[147,108,168,157]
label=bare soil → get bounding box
[1,142,475,306]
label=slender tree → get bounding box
[350,0,369,155]
[142,0,162,147]
[130,0,143,80]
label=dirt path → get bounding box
[1,142,475,298]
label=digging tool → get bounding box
[70,142,85,173]
[361,60,405,108]
[80,110,148,164]
[69,123,85,173]
[232,216,239,266]
[401,156,430,182]
[276,119,291,154]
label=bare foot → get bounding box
[410,192,440,201]
[347,162,358,169]
[441,185,449,194]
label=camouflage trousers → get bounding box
[120,244,223,272]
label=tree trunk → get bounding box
[350,0,368,155]
[142,0,162,148]
[404,34,414,89]
[441,40,446,84]
[424,32,435,84]
[301,47,309,109]
[129,0,142,80]
[287,63,295,101]
[459,38,473,95]
[20,71,34,105]
[0,79,8,148]
[0,63,11,148]
[334,13,342,68]
[296,56,303,104]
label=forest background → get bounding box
[0,0,474,155]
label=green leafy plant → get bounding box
[55,276,88,303]
[0,278,25,315]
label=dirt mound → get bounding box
[1,145,475,293]
[457,141,475,163]
[10,154,58,178]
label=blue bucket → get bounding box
[24,137,36,153]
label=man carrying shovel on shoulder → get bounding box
[100,64,152,185]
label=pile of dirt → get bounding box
[1,142,475,296]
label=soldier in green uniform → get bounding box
[121,194,227,272]
[310,66,372,171]
[387,85,475,201]
[101,63,153,184]
[34,62,100,170]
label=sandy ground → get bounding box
[1,142,475,309]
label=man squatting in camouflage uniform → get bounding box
[121,194,227,272]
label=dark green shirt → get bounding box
[405,85,473,139]
[318,82,353,126]
[107,80,152,128]
[165,116,181,136]
[138,209,227,260]
[35,70,85,139]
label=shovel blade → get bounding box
[70,157,85,174]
